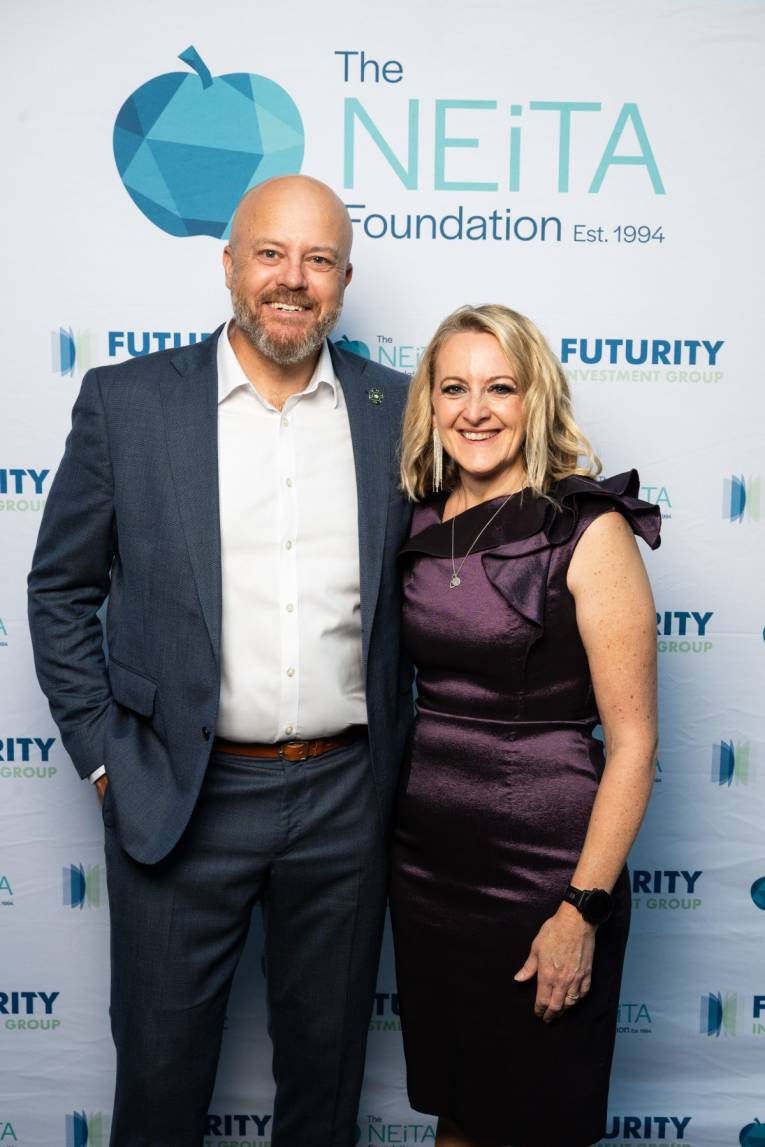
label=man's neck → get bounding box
[228,322,322,410]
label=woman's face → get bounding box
[432,331,527,492]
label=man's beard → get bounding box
[231,288,344,366]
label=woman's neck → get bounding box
[455,469,528,512]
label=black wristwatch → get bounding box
[562,884,613,925]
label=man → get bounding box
[28,176,413,1146]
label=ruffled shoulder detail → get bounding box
[399,488,547,561]
[399,470,661,562]
[401,471,661,631]
[482,470,660,627]
[545,470,661,550]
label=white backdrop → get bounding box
[2,2,764,1144]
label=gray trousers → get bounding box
[104,734,387,1146]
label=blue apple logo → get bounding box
[751,877,765,910]
[740,1119,765,1146]
[113,46,304,238]
[337,334,371,360]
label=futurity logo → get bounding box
[701,992,765,1037]
[51,327,213,376]
[723,475,761,523]
[52,328,91,377]
[66,1111,107,1147]
[712,740,754,786]
[62,864,102,910]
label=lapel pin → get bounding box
[367,387,384,406]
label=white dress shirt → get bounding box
[215,323,366,742]
[89,325,366,780]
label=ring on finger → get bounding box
[565,992,580,1002]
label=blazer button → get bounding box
[202,726,211,741]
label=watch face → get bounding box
[583,889,612,925]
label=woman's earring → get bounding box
[432,426,444,492]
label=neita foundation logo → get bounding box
[616,1000,653,1035]
[750,878,765,911]
[640,483,672,520]
[359,1115,435,1143]
[335,334,371,359]
[739,1119,765,1146]
[0,876,13,908]
[113,47,304,238]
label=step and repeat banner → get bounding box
[2,1,764,1144]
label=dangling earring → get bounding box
[432,426,444,492]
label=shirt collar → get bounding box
[217,321,339,409]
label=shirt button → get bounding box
[286,602,294,613]
[282,417,289,427]
[286,477,293,488]
[286,667,295,677]
[285,725,294,736]
[202,726,211,741]
[285,540,293,550]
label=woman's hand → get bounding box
[513,902,597,1022]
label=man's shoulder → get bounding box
[86,328,222,389]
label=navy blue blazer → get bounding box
[28,328,414,863]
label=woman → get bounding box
[390,304,660,1147]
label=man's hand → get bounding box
[94,775,109,803]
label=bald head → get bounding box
[223,175,354,369]
[228,175,353,264]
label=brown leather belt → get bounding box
[212,729,359,763]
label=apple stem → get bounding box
[178,45,213,89]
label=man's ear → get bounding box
[223,245,234,290]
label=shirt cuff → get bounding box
[88,766,107,783]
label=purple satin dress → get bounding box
[390,472,661,1147]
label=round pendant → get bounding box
[449,575,461,588]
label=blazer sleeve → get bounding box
[27,368,117,778]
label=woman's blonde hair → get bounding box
[400,304,601,500]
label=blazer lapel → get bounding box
[330,343,392,670]
[160,330,223,664]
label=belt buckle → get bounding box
[279,740,308,762]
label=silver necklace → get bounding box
[448,491,516,589]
